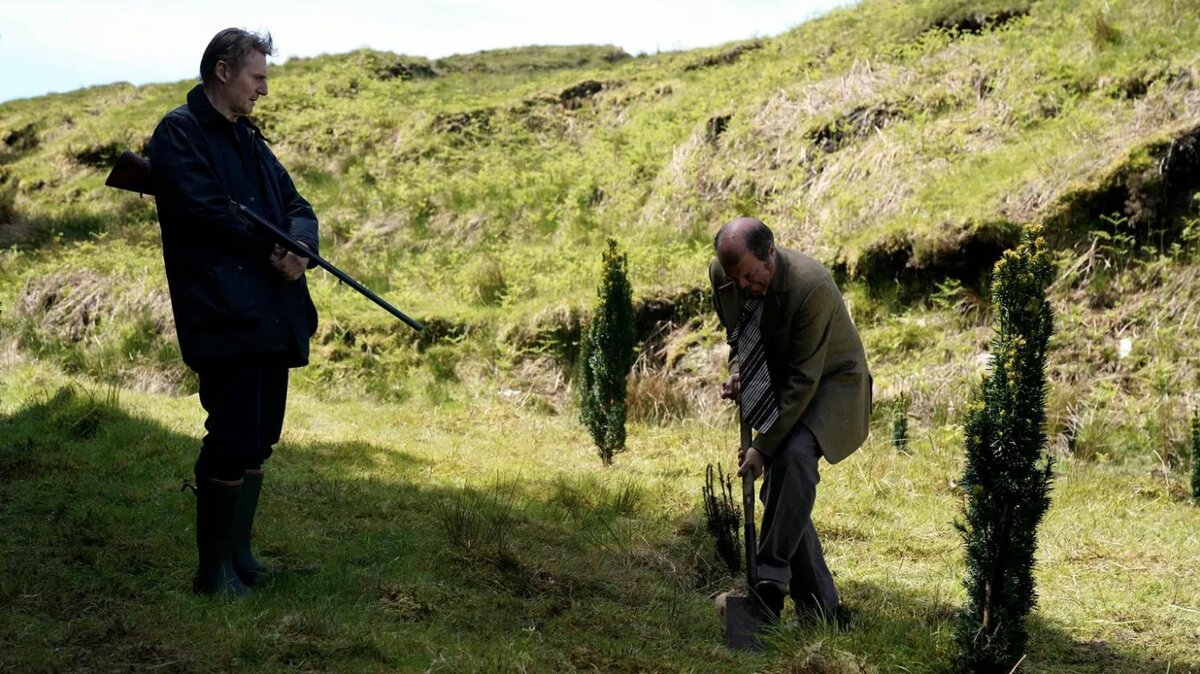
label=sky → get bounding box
[0,0,856,103]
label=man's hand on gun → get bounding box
[270,243,309,282]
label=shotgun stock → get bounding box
[105,151,154,195]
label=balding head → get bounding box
[713,217,777,296]
[714,217,774,267]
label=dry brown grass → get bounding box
[15,269,173,342]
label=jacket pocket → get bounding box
[189,260,263,328]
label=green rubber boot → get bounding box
[192,479,252,598]
[232,470,270,587]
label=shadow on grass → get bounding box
[0,387,738,672]
[763,579,1192,674]
[4,389,1191,672]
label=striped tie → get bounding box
[732,297,779,434]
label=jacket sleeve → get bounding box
[264,145,320,268]
[751,280,836,456]
[148,114,275,261]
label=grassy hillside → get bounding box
[4,1,1199,283]
[3,0,1199,460]
[3,0,1200,671]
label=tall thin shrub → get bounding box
[578,238,636,465]
[955,228,1055,673]
[1191,408,1200,502]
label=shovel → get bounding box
[724,408,765,650]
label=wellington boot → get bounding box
[192,479,252,598]
[232,471,270,587]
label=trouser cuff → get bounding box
[757,563,791,588]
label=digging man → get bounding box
[710,217,872,623]
[148,28,319,596]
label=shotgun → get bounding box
[105,151,422,332]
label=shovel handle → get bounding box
[739,412,758,588]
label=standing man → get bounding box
[709,217,871,623]
[148,28,319,597]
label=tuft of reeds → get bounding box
[701,463,741,576]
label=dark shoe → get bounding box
[232,471,270,587]
[193,479,252,598]
[753,580,786,622]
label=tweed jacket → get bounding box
[709,246,872,462]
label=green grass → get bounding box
[1,354,1197,672]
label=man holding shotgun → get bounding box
[148,28,318,597]
[710,217,872,623]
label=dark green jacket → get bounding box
[709,246,872,463]
[149,84,318,368]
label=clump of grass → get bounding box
[767,637,876,674]
[548,473,645,520]
[40,383,123,440]
[1090,11,1121,49]
[8,260,185,392]
[626,365,691,424]
[423,344,460,382]
[1063,404,1114,462]
[434,481,518,558]
[0,177,18,226]
[465,255,508,306]
[608,479,644,517]
[891,393,910,452]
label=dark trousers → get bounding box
[757,423,839,617]
[193,355,289,482]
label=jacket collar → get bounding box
[187,84,231,127]
[186,84,271,142]
[768,246,790,296]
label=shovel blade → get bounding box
[724,594,764,651]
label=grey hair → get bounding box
[200,28,275,86]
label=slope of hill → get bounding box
[4,0,1198,281]
[2,2,1200,669]
[3,0,1199,460]
[3,0,1199,453]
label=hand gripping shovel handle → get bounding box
[724,400,766,652]
[740,407,758,589]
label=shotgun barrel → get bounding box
[105,151,422,331]
[230,200,423,332]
